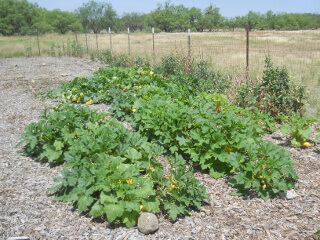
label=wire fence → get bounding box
[1,29,320,88]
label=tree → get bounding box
[122,12,145,32]
[145,1,191,32]
[75,0,117,33]
[145,1,175,32]
[0,0,38,35]
[31,8,54,34]
[188,7,203,31]
[47,9,82,34]
[202,4,223,31]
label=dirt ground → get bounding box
[0,57,319,240]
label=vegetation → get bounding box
[75,1,117,34]
[236,57,307,117]
[1,0,319,36]
[18,57,319,227]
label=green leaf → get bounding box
[53,140,64,150]
[89,202,104,218]
[121,211,139,228]
[40,145,63,162]
[100,192,117,204]
[104,204,124,223]
[125,148,142,161]
[142,196,160,213]
[78,195,94,214]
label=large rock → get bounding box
[137,212,159,234]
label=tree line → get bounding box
[1,0,319,36]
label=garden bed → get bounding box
[0,57,319,239]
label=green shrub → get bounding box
[236,57,306,118]
[155,55,229,94]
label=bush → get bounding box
[236,57,306,118]
[154,54,229,94]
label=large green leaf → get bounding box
[104,204,124,223]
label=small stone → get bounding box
[7,237,29,240]
[279,189,298,200]
[41,63,47,66]
[60,73,68,77]
[137,212,159,235]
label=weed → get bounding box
[236,57,307,118]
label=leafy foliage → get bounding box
[49,67,299,201]
[236,57,306,118]
[21,65,318,228]
[17,104,108,163]
[19,103,207,226]
[280,113,318,147]
[75,0,117,33]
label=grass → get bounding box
[1,30,319,110]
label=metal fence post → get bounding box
[245,23,250,78]
[128,27,131,55]
[152,27,155,57]
[109,27,112,50]
[188,28,191,58]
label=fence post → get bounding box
[152,27,155,57]
[85,31,89,53]
[245,23,250,78]
[36,29,41,56]
[95,33,99,52]
[188,28,191,58]
[128,27,131,55]
[75,32,79,45]
[109,27,112,50]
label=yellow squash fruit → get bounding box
[302,141,312,147]
[85,99,93,105]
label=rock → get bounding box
[280,189,298,200]
[60,73,68,77]
[137,212,159,235]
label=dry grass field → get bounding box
[1,30,319,110]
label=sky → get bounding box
[28,0,320,17]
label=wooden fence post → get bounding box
[95,33,99,52]
[36,29,41,56]
[85,32,89,53]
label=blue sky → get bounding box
[28,0,320,17]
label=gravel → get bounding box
[0,57,319,240]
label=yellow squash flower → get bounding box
[140,205,147,211]
[126,179,133,185]
[169,184,178,190]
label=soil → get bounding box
[0,57,319,240]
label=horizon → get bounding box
[28,0,320,18]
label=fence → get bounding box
[1,28,320,89]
